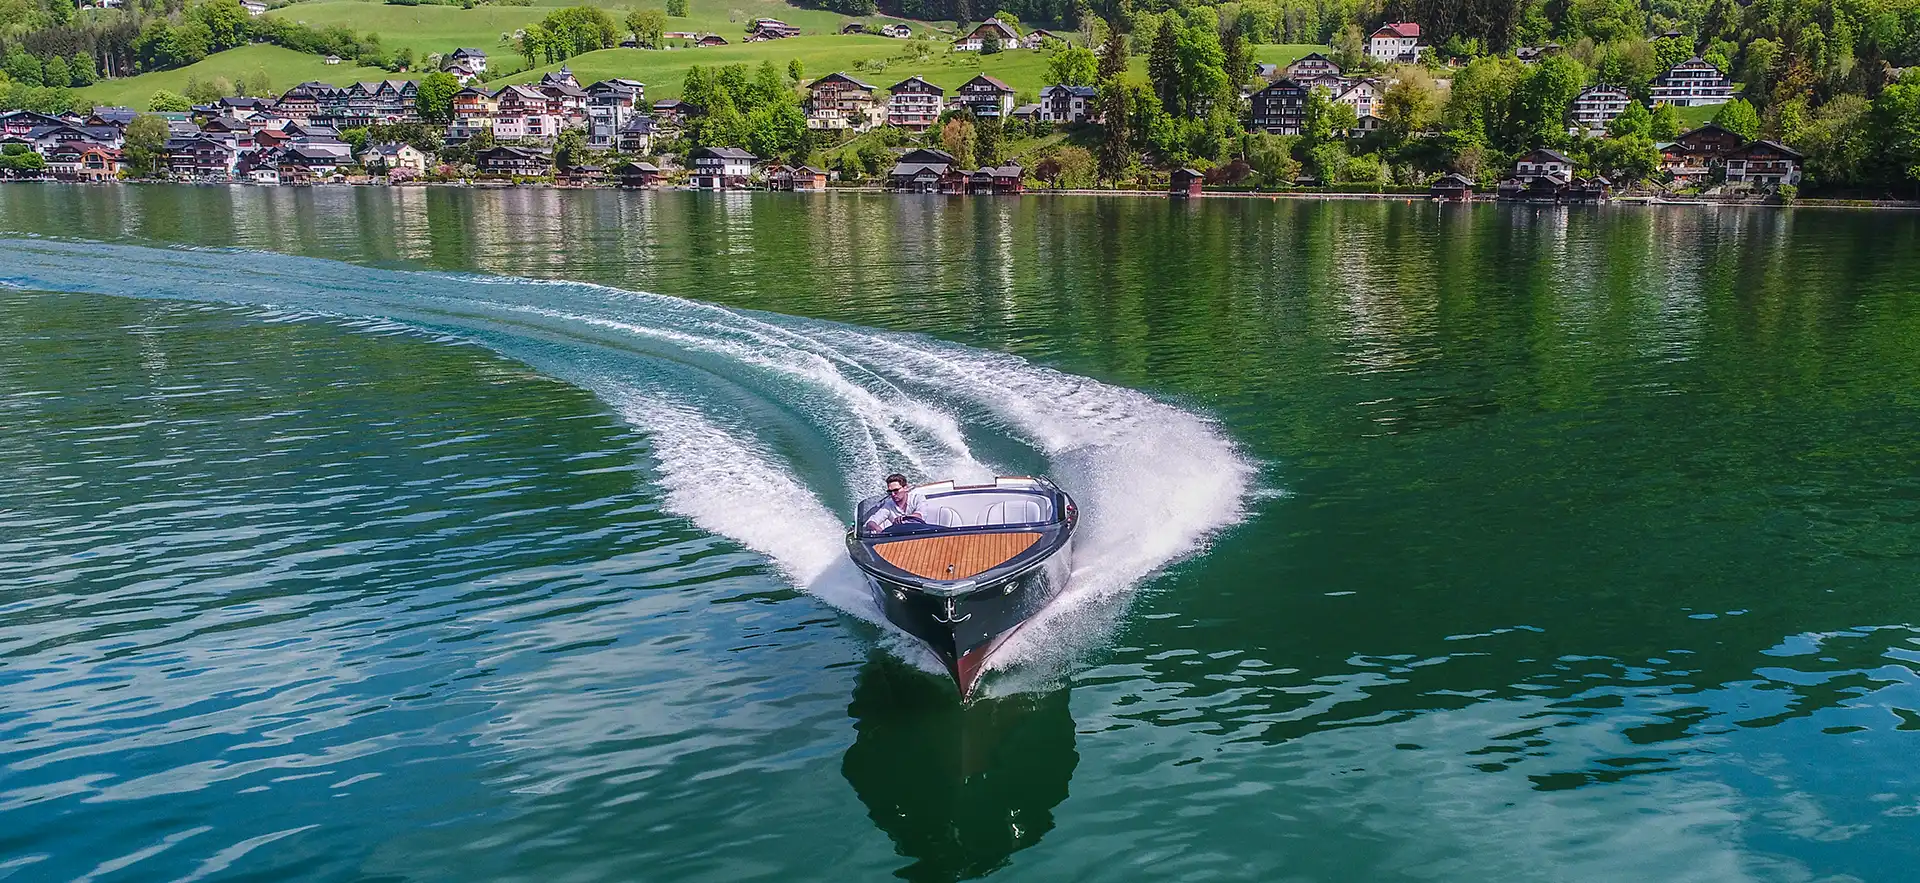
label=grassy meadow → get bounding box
[72,0,1325,113]
[76,44,396,107]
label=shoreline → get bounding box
[8,179,1919,210]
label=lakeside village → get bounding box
[0,19,1844,202]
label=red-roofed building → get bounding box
[1368,22,1422,63]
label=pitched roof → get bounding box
[1523,147,1573,164]
[1729,139,1804,160]
[812,72,877,90]
[961,74,1015,92]
[693,146,757,160]
[888,75,941,92]
[964,19,1019,40]
[1042,84,1098,97]
[1372,22,1421,38]
[450,47,487,57]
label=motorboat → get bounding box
[847,476,1077,699]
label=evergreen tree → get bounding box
[68,53,94,87]
[1148,19,1181,117]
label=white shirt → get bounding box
[866,490,926,532]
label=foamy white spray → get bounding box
[0,239,1257,689]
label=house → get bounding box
[887,147,956,192]
[954,74,1016,119]
[1170,167,1203,198]
[989,164,1024,194]
[1650,58,1733,107]
[444,63,480,85]
[955,19,1019,51]
[886,76,944,130]
[689,146,756,189]
[651,99,692,132]
[447,48,488,73]
[248,164,279,184]
[277,140,353,181]
[1514,147,1574,180]
[1351,113,1385,136]
[449,86,498,141]
[0,110,66,137]
[1367,22,1422,63]
[696,34,729,46]
[1250,79,1308,135]
[840,22,867,34]
[1333,80,1380,119]
[1429,172,1473,201]
[587,78,645,150]
[1673,123,1745,163]
[477,145,550,177]
[805,73,883,131]
[880,23,911,39]
[1659,141,1708,182]
[1724,140,1803,188]
[166,136,237,179]
[44,142,119,182]
[614,115,655,153]
[324,55,342,65]
[1568,85,1632,136]
[1568,175,1611,201]
[1254,63,1280,81]
[241,1,265,15]
[493,84,568,142]
[1039,85,1097,124]
[360,142,428,174]
[613,161,662,188]
[85,107,138,128]
[556,164,605,186]
[1285,53,1341,80]
[1516,43,1560,63]
[746,18,800,40]
[769,164,828,191]
[1022,28,1065,49]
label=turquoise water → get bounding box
[3,185,1920,881]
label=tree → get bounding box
[1713,98,1760,141]
[341,126,370,154]
[1652,34,1691,73]
[1148,18,1180,116]
[626,8,666,48]
[1650,102,1680,139]
[941,115,976,168]
[981,30,1002,54]
[554,127,587,168]
[7,51,43,87]
[1246,131,1300,187]
[666,0,688,16]
[538,6,620,61]
[41,57,70,92]
[1594,133,1659,183]
[787,59,803,84]
[1047,44,1098,86]
[1513,54,1586,144]
[1331,23,1367,71]
[1,144,49,178]
[1875,74,1920,193]
[185,75,223,104]
[148,89,191,111]
[1095,26,1129,184]
[1796,94,1871,189]
[973,114,1003,165]
[1605,100,1651,139]
[68,53,95,87]
[1443,54,1524,151]
[1095,24,1126,82]
[1172,12,1227,115]
[192,0,253,52]
[416,71,460,124]
[1221,22,1250,88]
[123,114,170,177]
[1379,66,1443,143]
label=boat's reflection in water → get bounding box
[841,655,1078,882]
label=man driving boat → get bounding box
[864,473,926,533]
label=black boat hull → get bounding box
[864,537,1073,697]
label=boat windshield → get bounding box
[855,489,1056,537]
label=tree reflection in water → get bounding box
[841,655,1078,882]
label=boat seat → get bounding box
[929,506,965,528]
[979,498,1045,526]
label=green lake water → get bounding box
[2,184,1919,881]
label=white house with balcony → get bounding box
[1650,58,1733,107]
[1568,85,1633,135]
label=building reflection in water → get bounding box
[841,655,1078,882]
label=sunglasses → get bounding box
[887,485,906,493]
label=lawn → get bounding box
[265,0,956,70]
[76,44,395,108]
[1670,102,1722,130]
[498,37,1098,99]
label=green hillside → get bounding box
[498,39,1322,100]
[265,0,957,68]
[76,44,396,108]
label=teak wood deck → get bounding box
[874,532,1041,580]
